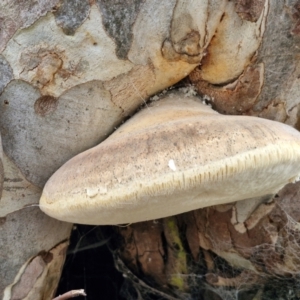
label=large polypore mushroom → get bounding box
[40,91,300,225]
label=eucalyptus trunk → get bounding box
[0,1,300,300]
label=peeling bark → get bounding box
[0,206,71,299]
[190,64,264,114]
[114,183,300,299]
[1,0,300,299]
[190,0,300,126]
[6,242,69,300]
[0,0,60,52]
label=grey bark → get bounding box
[0,0,300,299]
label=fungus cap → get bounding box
[40,91,300,225]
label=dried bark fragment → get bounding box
[52,289,86,300]
[117,220,167,289]
[54,0,90,35]
[255,100,288,122]
[190,63,264,114]
[6,241,69,300]
[10,256,47,299]
[0,207,71,299]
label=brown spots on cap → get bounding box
[34,95,58,116]
[189,63,264,115]
[235,0,266,22]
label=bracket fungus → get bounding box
[40,91,300,225]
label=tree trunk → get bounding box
[110,1,300,299]
[1,0,300,299]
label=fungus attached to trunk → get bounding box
[40,91,300,225]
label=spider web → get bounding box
[108,182,300,300]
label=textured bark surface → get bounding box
[113,185,300,299]
[1,0,300,299]
[0,151,72,300]
[111,1,300,299]
[0,1,233,298]
[190,0,300,121]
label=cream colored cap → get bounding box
[40,91,300,225]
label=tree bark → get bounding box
[0,0,210,298]
[110,1,300,299]
[1,0,300,299]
